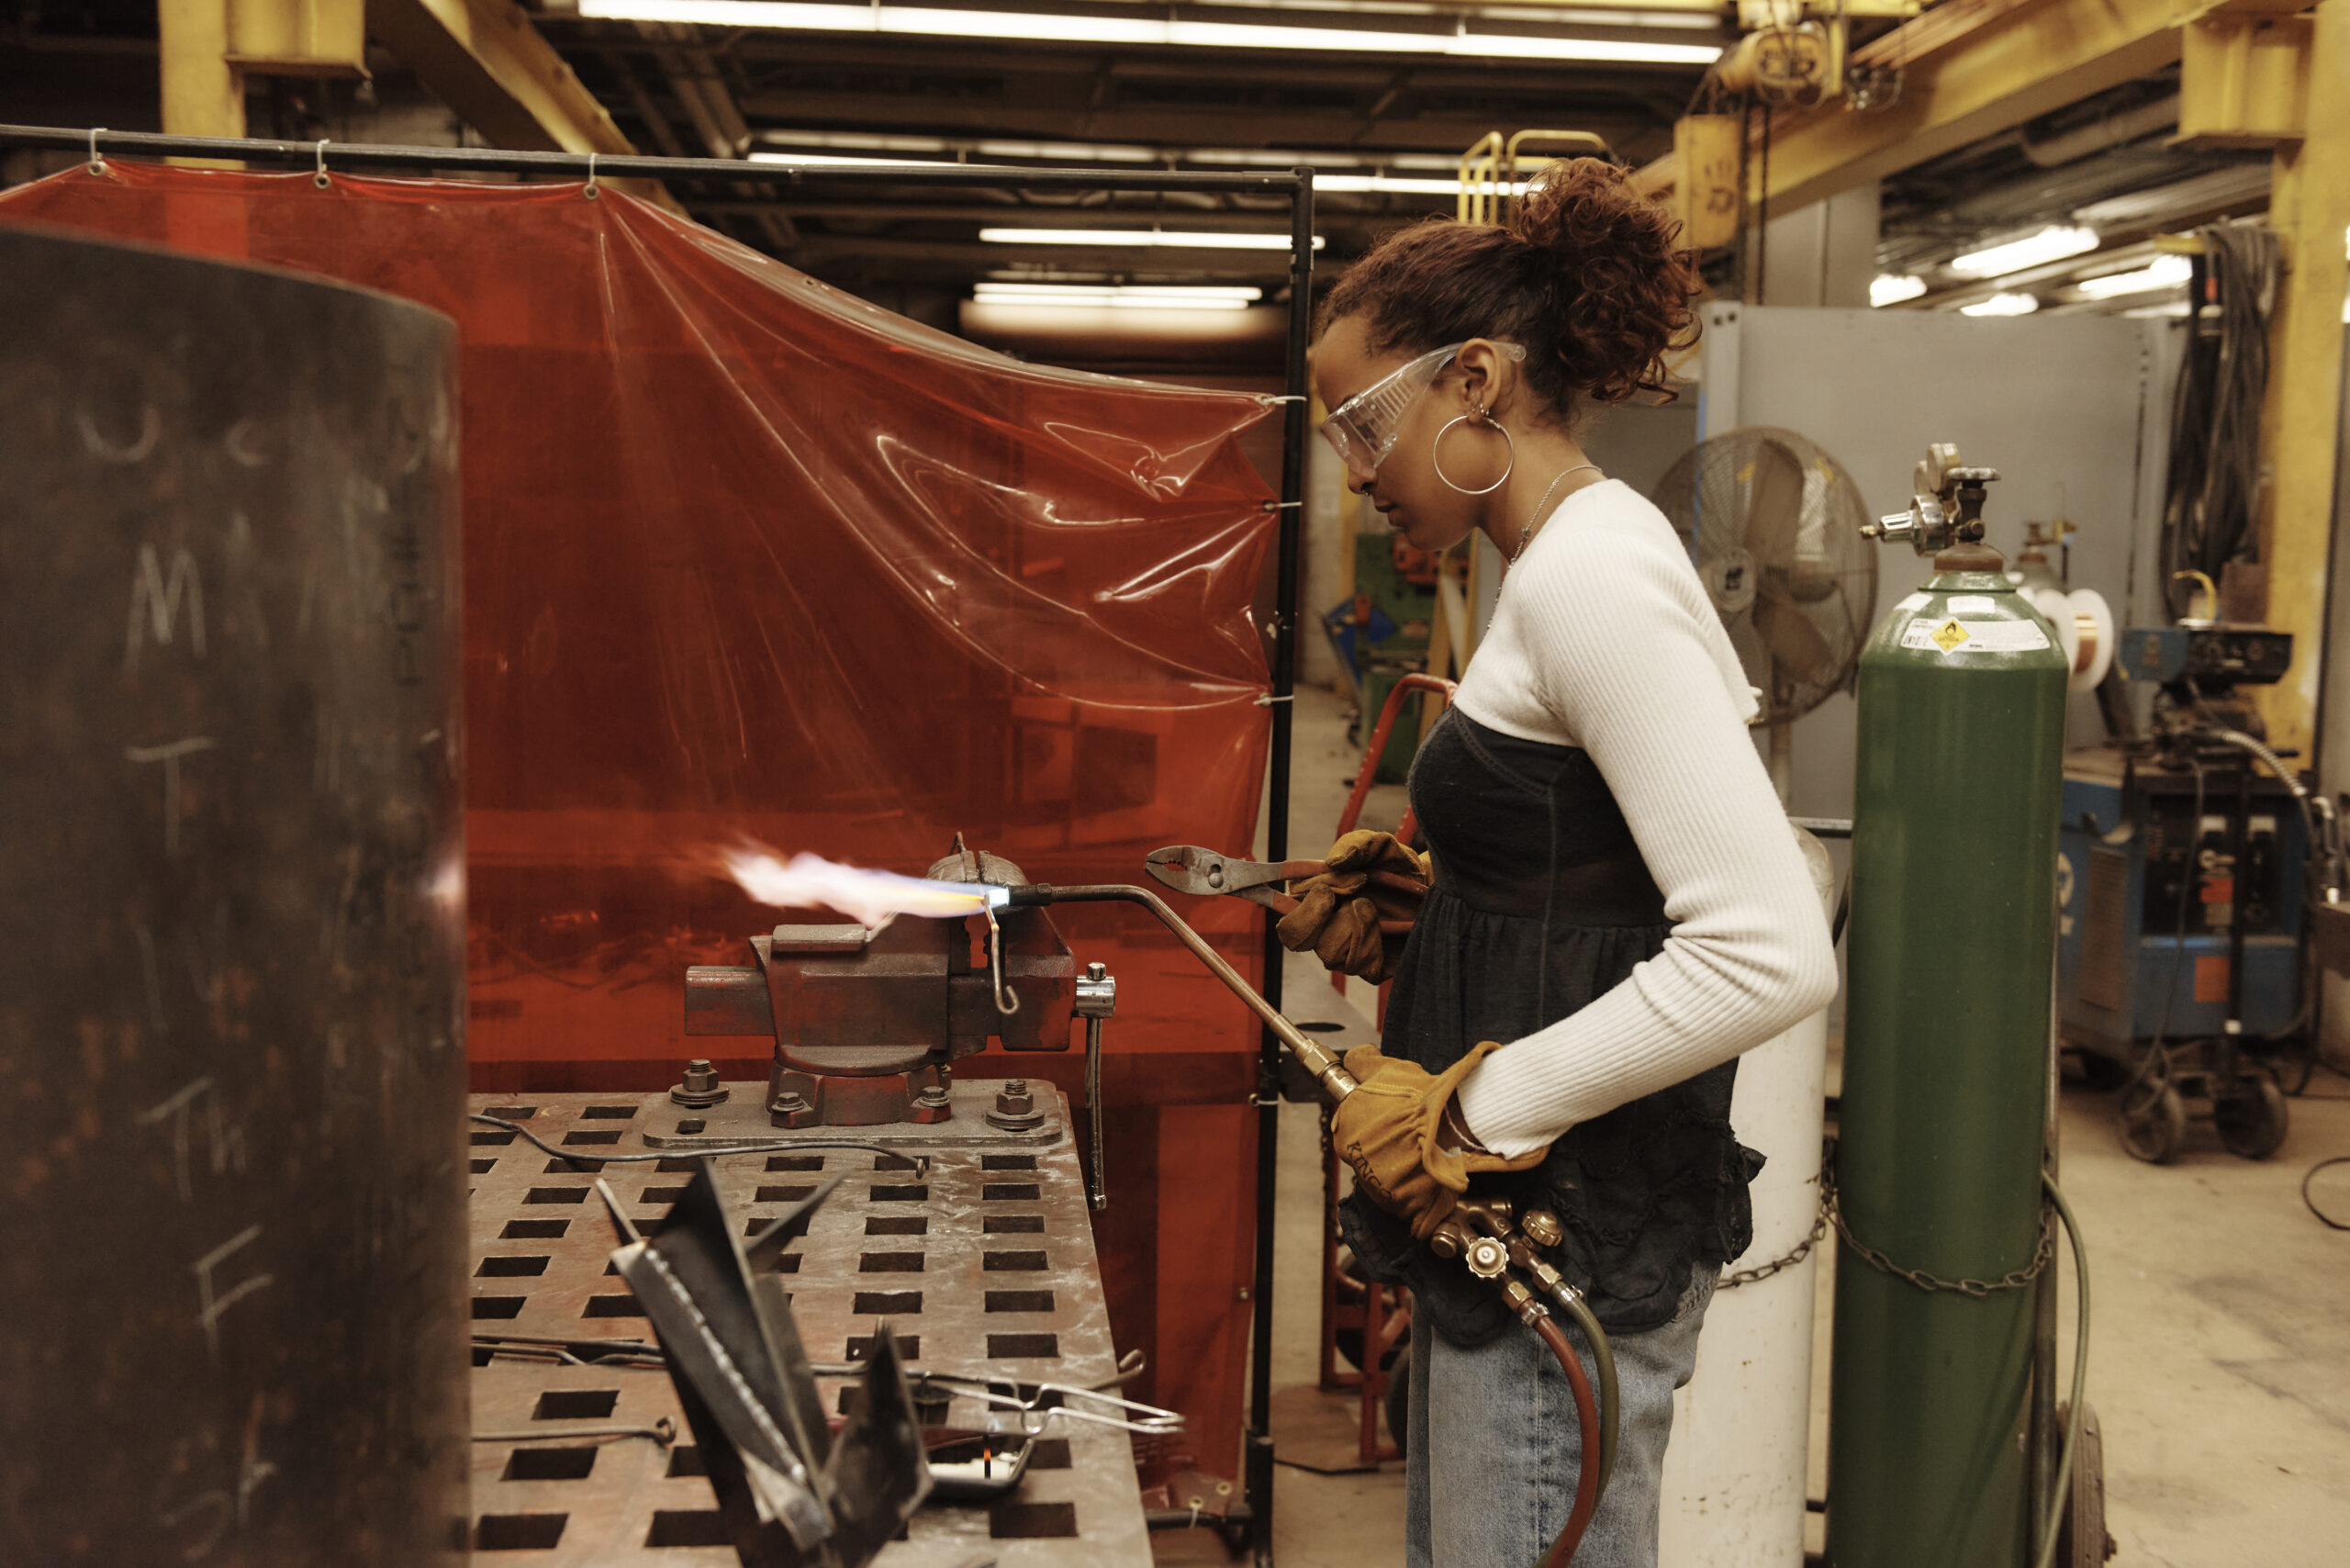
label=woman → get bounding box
[1297,159,1838,1567]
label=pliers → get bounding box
[1145,846,1329,913]
[1145,845,1423,926]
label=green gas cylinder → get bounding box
[1827,458,2067,1568]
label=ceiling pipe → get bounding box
[632,20,800,250]
[2020,95,2179,168]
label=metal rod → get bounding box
[0,123,1308,194]
[474,1418,677,1445]
[1004,884,1357,1098]
[1084,1014,1109,1211]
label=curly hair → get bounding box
[1319,158,1700,420]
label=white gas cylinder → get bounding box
[1658,827,1836,1567]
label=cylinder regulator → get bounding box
[1828,445,2068,1568]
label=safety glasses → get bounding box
[1319,340,1526,475]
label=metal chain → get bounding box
[1722,1171,2056,1296]
[1718,1202,1826,1290]
[1823,1170,2056,1297]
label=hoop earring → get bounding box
[1432,411,1516,496]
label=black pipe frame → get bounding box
[0,122,1309,196]
[0,120,1313,1562]
[1245,164,1311,1568]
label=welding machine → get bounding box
[2054,621,2322,1163]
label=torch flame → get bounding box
[720,843,1004,929]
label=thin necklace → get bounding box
[1510,464,1603,565]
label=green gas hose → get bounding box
[2031,1173,2091,1568]
[1552,1286,1620,1506]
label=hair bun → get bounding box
[1508,157,1644,252]
[1317,156,1699,418]
[1506,158,1697,406]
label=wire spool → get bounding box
[2022,587,2116,693]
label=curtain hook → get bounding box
[314,140,331,189]
[583,151,600,200]
[86,126,106,176]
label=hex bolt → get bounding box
[984,1075,1046,1131]
[670,1058,731,1109]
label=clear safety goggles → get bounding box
[1319,340,1527,474]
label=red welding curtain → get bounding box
[6,161,1277,1482]
[0,162,1277,1079]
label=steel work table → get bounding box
[464,1084,1149,1566]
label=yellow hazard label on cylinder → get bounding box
[1898,617,2053,655]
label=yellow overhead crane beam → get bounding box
[1639,0,2188,216]
[2226,0,2347,760]
[158,0,682,212]
[364,0,632,161]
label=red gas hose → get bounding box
[1534,1315,1604,1567]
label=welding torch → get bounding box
[998,877,1619,1567]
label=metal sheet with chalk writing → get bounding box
[465,1086,1150,1565]
[0,226,469,1564]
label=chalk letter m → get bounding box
[126,544,206,675]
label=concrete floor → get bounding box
[1156,681,2350,1567]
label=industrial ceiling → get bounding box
[0,1,2268,337]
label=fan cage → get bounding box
[1653,427,1878,722]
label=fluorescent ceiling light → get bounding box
[975,283,1262,308]
[1960,293,2041,318]
[977,283,1262,297]
[576,1,1727,63]
[979,228,1322,250]
[972,140,1158,163]
[1316,174,1528,195]
[1950,226,2098,278]
[1870,274,1926,308]
[1492,6,1723,27]
[2073,254,2193,299]
[749,151,958,168]
[976,294,1254,310]
[762,130,957,153]
[2123,300,2193,319]
[747,154,1484,191]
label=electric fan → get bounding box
[1651,428,1877,792]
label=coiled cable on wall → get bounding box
[2159,226,2280,611]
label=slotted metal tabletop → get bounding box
[464,1084,1149,1566]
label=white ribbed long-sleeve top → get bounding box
[1446,478,1839,1158]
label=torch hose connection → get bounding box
[1011,880,1615,1564]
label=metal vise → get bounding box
[685,846,1076,1127]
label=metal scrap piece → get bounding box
[598,1164,931,1566]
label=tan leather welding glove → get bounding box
[1275,830,1431,983]
[1331,1041,1549,1241]
[1279,884,1386,979]
[1322,829,1431,916]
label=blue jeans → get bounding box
[1405,1273,1715,1568]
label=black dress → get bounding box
[1339,707,1764,1345]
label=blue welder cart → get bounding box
[2055,624,2310,1162]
